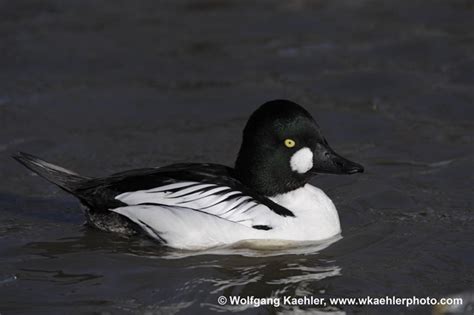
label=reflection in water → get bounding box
[20,230,347,314]
[267,265,341,285]
[17,224,401,313]
[23,228,343,258]
[200,259,342,314]
[14,218,409,315]
[162,235,342,259]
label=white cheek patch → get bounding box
[290,147,314,174]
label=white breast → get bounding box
[268,184,341,241]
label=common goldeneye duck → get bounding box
[14,99,364,250]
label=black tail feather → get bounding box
[13,152,88,193]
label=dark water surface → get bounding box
[0,0,473,314]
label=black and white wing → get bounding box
[115,181,274,228]
[81,163,294,231]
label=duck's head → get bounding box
[235,99,364,196]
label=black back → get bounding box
[75,163,295,217]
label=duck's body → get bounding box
[14,100,363,250]
[113,182,340,249]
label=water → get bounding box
[0,0,473,314]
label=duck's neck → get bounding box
[234,147,308,197]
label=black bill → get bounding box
[311,143,364,175]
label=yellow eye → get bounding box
[284,139,296,148]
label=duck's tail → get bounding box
[13,152,89,194]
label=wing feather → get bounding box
[115,182,278,228]
[78,163,294,218]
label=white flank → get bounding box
[112,182,341,249]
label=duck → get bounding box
[13,99,364,250]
